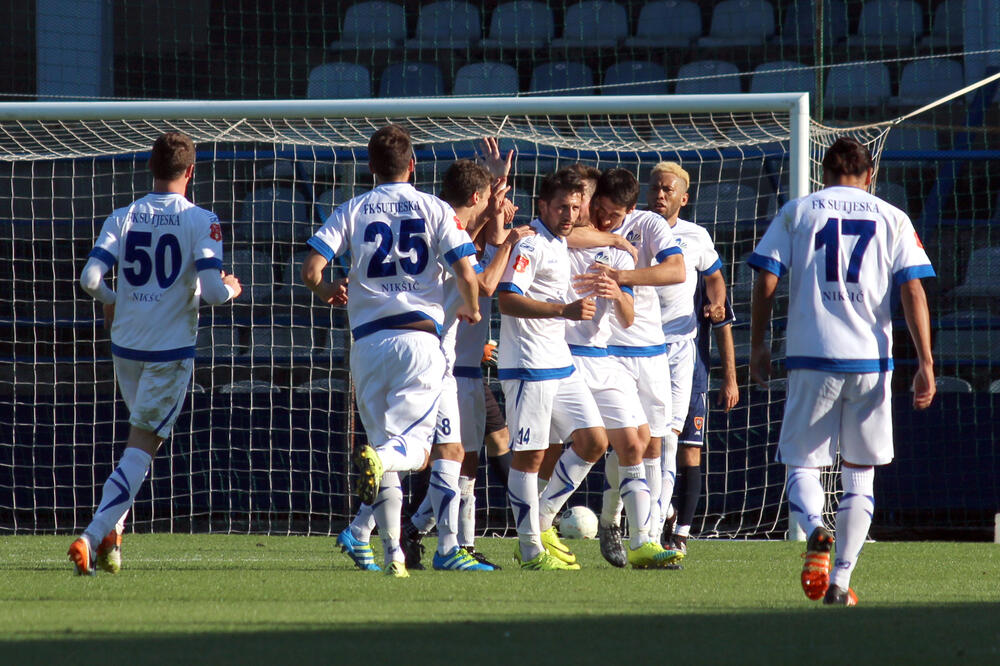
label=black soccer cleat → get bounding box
[823,584,858,606]
[671,533,688,556]
[598,523,627,568]
[660,506,677,550]
[400,519,426,570]
[464,545,501,570]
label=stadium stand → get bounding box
[934,376,975,393]
[452,62,520,95]
[750,61,820,99]
[549,1,629,49]
[890,59,965,107]
[480,1,555,50]
[921,0,965,48]
[675,60,742,95]
[404,1,482,50]
[306,63,371,99]
[529,61,595,95]
[844,0,925,49]
[378,62,445,97]
[326,1,407,51]
[236,186,311,253]
[625,0,703,48]
[823,62,892,110]
[777,0,850,46]
[698,0,776,47]
[602,60,668,95]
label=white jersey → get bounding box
[497,219,574,380]
[749,185,934,372]
[88,192,224,360]
[658,218,723,342]
[565,245,635,352]
[307,182,476,341]
[454,244,497,379]
[606,209,682,355]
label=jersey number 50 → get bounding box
[365,218,429,278]
[814,218,875,283]
[122,231,182,288]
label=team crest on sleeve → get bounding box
[513,254,530,273]
[914,231,924,248]
[209,223,223,241]
[454,214,464,230]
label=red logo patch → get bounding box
[914,231,924,248]
[693,416,705,432]
[513,254,529,273]
[209,223,223,242]
[454,215,464,230]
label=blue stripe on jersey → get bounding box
[497,281,523,295]
[497,365,575,381]
[195,257,222,272]
[111,343,196,361]
[786,356,893,373]
[700,258,723,276]
[893,264,936,286]
[655,246,683,263]
[351,311,442,341]
[88,247,117,270]
[747,252,787,277]
[453,366,483,379]
[306,236,336,262]
[620,285,634,297]
[568,344,608,357]
[444,242,477,266]
[607,343,667,358]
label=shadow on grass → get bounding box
[4,603,999,664]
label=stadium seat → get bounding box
[844,0,925,49]
[196,326,247,357]
[933,376,974,393]
[306,63,371,99]
[777,0,849,46]
[404,2,482,50]
[749,61,819,100]
[327,2,407,51]
[602,61,668,95]
[236,186,311,251]
[262,326,315,360]
[452,62,520,96]
[378,63,445,98]
[549,1,629,49]
[255,160,296,182]
[921,0,964,48]
[315,188,336,221]
[529,61,595,95]
[989,379,1000,393]
[698,0,776,47]
[229,248,276,306]
[690,183,759,225]
[933,312,1000,362]
[889,59,964,107]
[675,60,742,95]
[823,63,891,109]
[881,126,940,152]
[625,0,702,48]
[481,1,555,50]
[950,246,1000,301]
[272,249,320,305]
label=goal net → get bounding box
[0,94,845,538]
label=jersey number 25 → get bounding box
[365,218,429,278]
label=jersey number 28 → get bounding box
[365,218,429,278]
[814,218,875,283]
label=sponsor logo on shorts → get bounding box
[693,416,704,432]
[513,254,529,273]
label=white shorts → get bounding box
[351,329,445,455]
[435,371,462,445]
[665,338,696,433]
[501,371,604,452]
[457,375,486,453]
[612,354,671,437]
[777,369,894,468]
[113,356,193,438]
[572,355,643,430]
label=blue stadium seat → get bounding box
[315,188,336,221]
[529,61,595,95]
[481,1,555,50]
[823,63,891,109]
[777,0,849,46]
[625,1,702,48]
[327,2,407,51]
[675,60,742,95]
[602,61,668,95]
[921,0,964,48]
[845,0,925,49]
[890,59,964,107]
[749,61,819,100]
[378,63,445,97]
[306,63,371,99]
[690,183,760,224]
[951,246,1000,300]
[404,2,481,50]
[934,376,974,393]
[698,0,775,47]
[549,1,629,49]
[882,126,940,152]
[452,62,520,95]
[933,312,1000,363]
[237,186,311,250]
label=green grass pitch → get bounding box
[1,534,998,664]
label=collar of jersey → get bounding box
[531,217,563,243]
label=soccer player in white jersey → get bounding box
[497,168,610,570]
[582,168,685,565]
[68,132,243,575]
[302,125,481,577]
[749,137,935,605]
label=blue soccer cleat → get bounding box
[432,546,495,571]
[336,529,381,571]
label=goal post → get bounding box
[0,94,814,538]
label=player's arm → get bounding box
[702,268,728,323]
[451,255,481,324]
[749,269,779,389]
[301,249,348,306]
[567,225,638,262]
[712,322,739,411]
[477,226,536,297]
[592,252,685,288]
[498,291,594,321]
[899,278,935,410]
[194,218,242,305]
[80,257,116,305]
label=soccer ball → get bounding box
[559,505,599,539]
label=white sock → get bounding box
[537,477,548,495]
[508,469,541,561]
[600,450,622,528]
[372,471,404,564]
[676,524,691,538]
[374,436,426,473]
[349,503,376,542]
[619,463,651,548]
[114,510,128,536]
[660,432,678,517]
[411,493,436,533]
[539,447,594,531]
[786,466,825,536]
[458,476,476,548]
[429,458,462,555]
[643,457,662,541]
[831,467,875,589]
[83,448,152,547]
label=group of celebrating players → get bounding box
[69,124,936,607]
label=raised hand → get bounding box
[478,136,513,179]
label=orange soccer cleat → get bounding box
[801,526,834,601]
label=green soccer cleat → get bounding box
[626,540,685,569]
[385,560,410,578]
[515,547,581,571]
[540,526,577,565]
[352,445,384,506]
[96,530,122,574]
